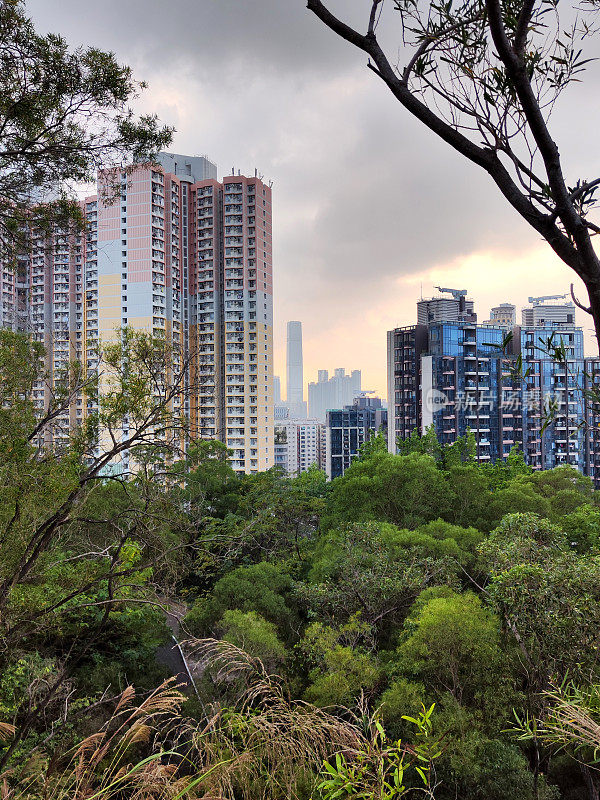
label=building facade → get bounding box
[416,288,476,325]
[274,418,325,475]
[421,321,524,463]
[326,397,387,479]
[387,295,597,479]
[584,358,600,484]
[4,152,275,474]
[484,302,516,327]
[519,320,585,471]
[521,296,574,327]
[386,324,428,448]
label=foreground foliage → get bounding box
[3,331,600,797]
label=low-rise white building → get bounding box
[274,418,325,475]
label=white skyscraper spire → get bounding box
[286,320,307,419]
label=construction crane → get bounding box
[435,287,467,299]
[528,293,568,305]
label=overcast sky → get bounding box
[26,0,600,398]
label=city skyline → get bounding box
[25,0,600,402]
[274,280,591,402]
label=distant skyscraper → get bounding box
[521,296,574,327]
[417,287,476,325]
[273,375,282,404]
[308,368,362,422]
[387,292,595,477]
[286,320,307,418]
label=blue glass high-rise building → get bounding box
[421,321,521,462]
[387,290,596,480]
[520,324,585,470]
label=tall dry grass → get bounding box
[0,679,195,800]
[171,638,367,800]
[0,640,374,800]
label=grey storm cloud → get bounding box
[24,0,600,352]
[26,0,359,77]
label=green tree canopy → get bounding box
[328,451,455,529]
[0,0,172,255]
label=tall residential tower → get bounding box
[6,152,275,474]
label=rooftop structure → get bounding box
[417,286,477,325]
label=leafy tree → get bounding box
[328,451,455,529]
[0,0,172,255]
[396,590,515,722]
[479,513,600,687]
[199,466,327,572]
[396,425,442,462]
[302,616,381,707]
[483,446,531,490]
[528,466,595,520]
[442,430,477,468]
[416,519,484,567]
[561,503,600,553]
[444,464,494,531]
[172,439,241,521]
[358,430,389,459]
[437,730,559,800]
[217,609,287,670]
[307,0,600,349]
[303,522,461,638]
[487,477,552,525]
[184,561,298,641]
[0,329,194,766]
[378,677,428,741]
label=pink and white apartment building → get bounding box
[2,152,274,473]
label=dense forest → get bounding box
[3,328,600,800]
